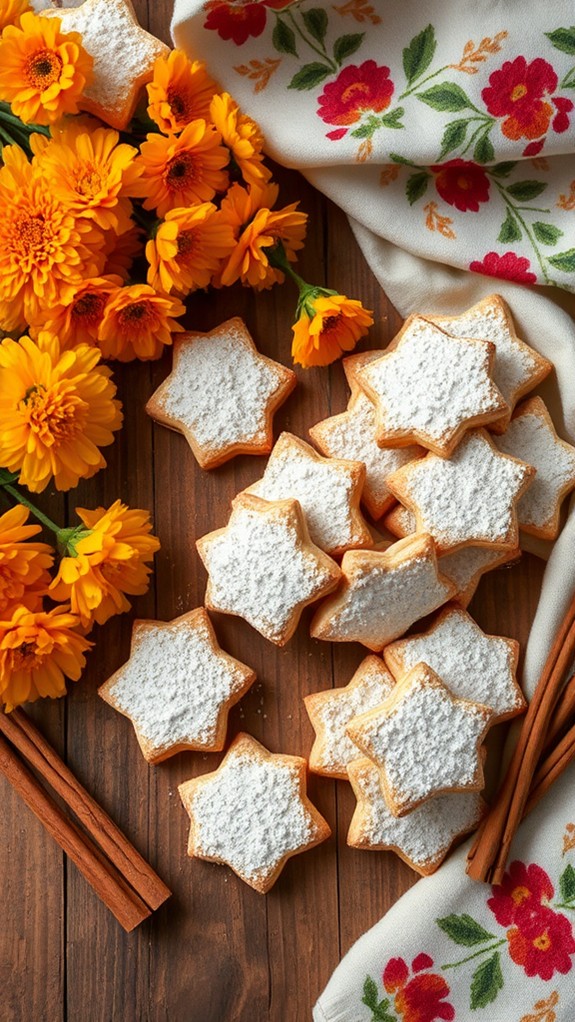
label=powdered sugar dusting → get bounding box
[312,660,394,773]
[439,546,506,592]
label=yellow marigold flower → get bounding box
[218,182,307,290]
[291,292,374,368]
[147,50,217,134]
[131,120,229,217]
[97,284,185,362]
[146,204,236,294]
[0,505,53,615]
[49,500,160,630]
[209,92,271,188]
[0,603,91,711]
[29,275,123,350]
[0,0,31,34]
[0,334,123,493]
[0,12,93,125]
[101,224,143,281]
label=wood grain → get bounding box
[0,2,546,1019]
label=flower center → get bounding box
[8,641,40,673]
[14,213,49,256]
[25,49,63,91]
[76,163,105,198]
[341,82,371,106]
[321,314,342,334]
[165,151,197,190]
[73,291,106,324]
[511,83,528,102]
[167,85,192,121]
[117,301,155,333]
[20,384,87,447]
[511,885,531,906]
[176,229,197,256]
[457,175,472,190]
[533,931,551,952]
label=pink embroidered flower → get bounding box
[482,56,558,141]
[469,251,537,284]
[383,954,454,1022]
[507,905,575,980]
[432,159,490,212]
[318,60,394,128]
[488,861,554,926]
[203,1,267,46]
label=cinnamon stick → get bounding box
[542,673,575,753]
[524,721,575,817]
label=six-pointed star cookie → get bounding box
[384,604,525,721]
[45,0,169,130]
[243,433,372,556]
[346,663,492,816]
[147,318,296,470]
[178,733,331,893]
[310,533,456,651]
[356,316,509,456]
[304,656,395,779]
[386,429,535,553]
[197,493,341,646]
[424,294,552,434]
[347,758,486,875]
[494,396,575,540]
[98,609,256,762]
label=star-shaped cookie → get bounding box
[310,533,455,652]
[98,609,256,763]
[347,758,486,875]
[356,316,509,457]
[346,663,492,816]
[304,656,395,779]
[196,493,341,646]
[494,396,575,540]
[384,604,525,721]
[424,294,552,434]
[387,429,535,553]
[147,318,296,470]
[45,0,169,130]
[179,733,331,893]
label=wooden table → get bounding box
[1,4,545,1020]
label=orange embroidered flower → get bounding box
[0,505,53,616]
[291,291,373,368]
[101,224,143,281]
[0,0,31,34]
[132,120,229,217]
[49,501,160,630]
[0,603,91,711]
[30,275,123,349]
[97,284,185,361]
[146,203,236,294]
[209,91,271,187]
[0,334,123,492]
[218,182,307,289]
[147,49,217,134]
[0,12,93,124]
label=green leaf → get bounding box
[406,171,430,204]
[470,952,504,1010]
[533,221,564,246]
[402,24,437,86]
[498,210,522,243]
[474,134,495,164]
[288,62,332,90]
[418,82,474,112]
[506,180,547,201]
[381,106,405,129]
[549,248,575,272]
[272,19,298,57]
[438,119,468,159]
[362,976,378,1011]
[389,152,416,165]
[333,33,365,65]
[351,122,375,139]
[545,27,575,54]
[436,913,496,946]
[490,161,518,177]
[302,8,328,44]
[560,863,575,901]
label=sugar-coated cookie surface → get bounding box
[197,494,341,646]
[146,318,296,470]
[347,758,486,875]
[178,733,331,893]
[98,609,256,762]
[304,656,395,779]
[346,663,492,816]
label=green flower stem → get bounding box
[459,118,495,157]
[494,180,555,286]
[0,481,61,536]
[554,902,575,911]
[398,65,449,100]
[442,939,506,970]
[285,10,338,72]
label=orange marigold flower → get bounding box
[0,603,91,711]
[0,12,93,125]
[147,49,217,134]
[209,91,271,187]
[146,203,236,294]
[0,0,31,34]
[0,334,123,492]
[49,500,160,630]
[131,120,229,217]
[291,292,373,368]
[101,223,143,281]
[29,275,123,349]
[0,505,53,615]
[97,284,185,362]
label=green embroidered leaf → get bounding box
[506,180,547,201]
[406,171,430,204]
[272,20,298,57]
[381,107,405,129]
[533,221,564,246]
[374,1001,396,1022]
[418,82,474,112]
[402,24,437,86]
[334,33,365,65]
[436,913,496,946]
[548,248,575,271]
[545,27,575,54]
[498,210,522,243]
[474,134,495,164]
[560,862,575,901]
[489,161,518,177]
[470,952,504,1010]
[389,152,416,165]
[438,119,469,160]
[351,122,375,139]
[302,7,328,44]
[288,62,332,90]
[362,976,379,1011]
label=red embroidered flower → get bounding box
[482,56,558,141]
[469,251,537,284]
[203,1,267,45]
[488,861,554,926]
[431,159,490,212]
[552,96,574,133]
[507,905,575,980]
[318,60,394,128]
[383,955,454,1022]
